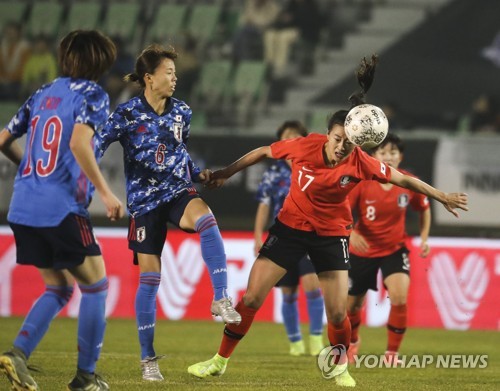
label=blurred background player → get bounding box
[187,55,467,387]
[346,132,431,365]
[96,43,241,382]
[253,120,325,356]
[0,30,122,391]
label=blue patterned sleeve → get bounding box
[255,168,273,205]
[182,105,192,144]
[6,95,33,138]
[75,86,110,132]
[95,106,125,158]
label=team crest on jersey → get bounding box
[136,226,146,243]
[172,121,183,142]
[339,176,352,188]
[398,194,409,208]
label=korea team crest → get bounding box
[398,194,409,208]
[339,176,352,188]
[136,226,146,243]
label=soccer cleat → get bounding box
[347,337,361,364]
[211,298,242,324]
[334,367,356,387]
[384,350,403,367]
[140,355,165,381]
[309,335,325,356]
[67,370,109,391]
[289,340,306,356]
[0,349,38,391]
[187,354,228,378]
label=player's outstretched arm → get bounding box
[207,146,272,188]
[0,128,23,165]
[389,167,468,218]
[70,123,124,221]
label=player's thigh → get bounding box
[381,248,410,304]
[317,269,349,323]
[176,193,211,231]
[244,256,287,309]
[38,268,74,287]
[69,255,106,286]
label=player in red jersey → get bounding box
[187,56,468,387]
[346,133,430,365]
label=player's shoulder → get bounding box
[67,78,106,100]
[171,97,191,115]
[304,133,327,143]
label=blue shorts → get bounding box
[128,189,201,264]
[276,255,316,287]
[9,213,101,270]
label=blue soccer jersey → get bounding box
[7,77,110,227]
[96,95,201,217]
[255,160,291,219]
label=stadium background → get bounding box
[0,0,499,334]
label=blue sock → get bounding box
[77,278,108,373]
[135,272,161,360]
[195,214,228,301]
[306,289,324,335]
[282,292,301,342]
[14,285,73,358]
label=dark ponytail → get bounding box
[348,54,378,108]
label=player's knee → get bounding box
[326,310,346,325]
[47,285,74,306]
[242,292,264,309]
[389,295,407,306]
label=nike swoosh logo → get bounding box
[302,166,314,172]
[365,200,376,204]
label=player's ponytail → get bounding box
[348,54,378,108]
[124,72,141,83]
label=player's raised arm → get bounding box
[208,146,273,188]
[388,166,468,217]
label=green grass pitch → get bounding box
[1,317,499,390]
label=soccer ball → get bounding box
[344,104,389,149]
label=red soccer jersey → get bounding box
[348,168,430,258]
[270,133,391,236]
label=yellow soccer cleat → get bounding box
[188,354,228,379]
[289,340,306,356]
[309,335,326,356]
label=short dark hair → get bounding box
[276,120,308,139]
[58,30,116,81]
[370,132,404,153]
[124,44,178,87]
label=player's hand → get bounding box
[420,240,430,258]
[442,192,468,218]
[350,230,369,253]
[205,169,228,189]
[254,239,263,257]
[197,169,212,184]
[100,191,124,221]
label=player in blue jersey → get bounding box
[254,120,326,356]
[96,44,241,381]
[0,30,122,391]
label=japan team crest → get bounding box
[136,226,146,243]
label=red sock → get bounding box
[218,300,257,358]
[327,316,351,364]
[347,310,361,343]
[387,304,407,352]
